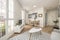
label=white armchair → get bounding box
[14,24,24,33]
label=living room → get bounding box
[0,0,60,40]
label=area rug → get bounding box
[9,31,51,40]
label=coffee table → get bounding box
[29,27,42,40]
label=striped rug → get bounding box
[9,31,51,40]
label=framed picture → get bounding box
[38,14,42,17]
[28,14,32,18]
[28,13,37,19]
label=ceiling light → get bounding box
[33,5,37,8]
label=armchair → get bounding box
[14,24,24,33]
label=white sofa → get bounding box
[14,24,24,33]
[51,29,60,40]
[0,24,24,40]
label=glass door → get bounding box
[0,0,7,37]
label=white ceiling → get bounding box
[19,0,58,10]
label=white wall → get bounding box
[37,8,46,27]
[59,17,60,28]
[21,10,26,25]
[14,0,22,24]
[47,9,58,26]
[25,11,29,24]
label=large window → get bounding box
[0,0,14,37]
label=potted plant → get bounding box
[53,19,59,29]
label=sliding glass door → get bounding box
[0,0,7,37]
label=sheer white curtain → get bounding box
[7,0,14,34]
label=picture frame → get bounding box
[28,13,37,19]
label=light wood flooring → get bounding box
[9,25,53,39]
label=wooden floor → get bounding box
[42,26,53,34]
[9,25,53,39]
